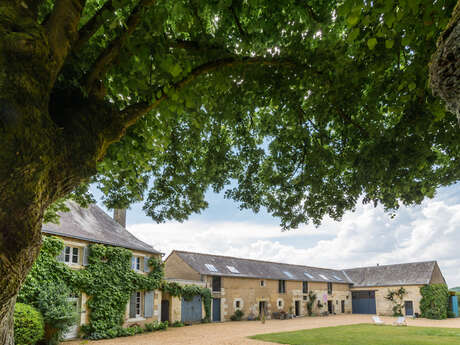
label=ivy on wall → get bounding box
[19,236,210,341]
[420,284,449,320]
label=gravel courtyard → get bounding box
[65,315,460,345]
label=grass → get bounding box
[249,324,460,345]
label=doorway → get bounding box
[63,294,80,340]
[259,301,267,317]
[341,300,345,313]
[404,301,414,316]
[212,298,221,322]
[295,300,300,316]
[161,299,170,322]
[327,300,333,314]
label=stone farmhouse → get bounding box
[42,202,163,339]
[165,250,447,322]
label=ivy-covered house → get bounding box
[41,201,163,339]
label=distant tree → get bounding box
[0,1,459,342]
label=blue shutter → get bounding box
[144,257,150,273]
[144,291,154,318]
[129,293,137,318]
[83,246,89,266]
[131,256,135,270]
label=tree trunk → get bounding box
[0,3,81,343]
[430,1,460,121]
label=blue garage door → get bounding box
[181,296,202,323]
[352,291,376,314]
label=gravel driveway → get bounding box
[64,315,460,345]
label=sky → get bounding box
[92,183,460,288]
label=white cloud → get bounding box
[128,198,460,287]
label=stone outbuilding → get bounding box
[165,250,447,321]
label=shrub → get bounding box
[144,321,168,332]
[306,291,317,316]
[420,284,449,319]
[35,281,77,345]
[171,321,184,327]
[230,309,244,321]
[14,303,45,345]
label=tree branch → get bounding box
[73,0,116,53]
[46,0,87,81]
[108,56,298,143]
[334,106,368,138]
[84,0,155,94]
[230,4,248,40]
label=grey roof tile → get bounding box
[173,251,352,283]
[42,201,160,255]
[344,261,436,287]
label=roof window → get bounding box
[205,264,218,272]
[283,271,294,279]
[226,265,240,273]
[333,275,343,281]
[319,274,329,280]
[304,272,314,279]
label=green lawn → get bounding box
[249,324,460,345]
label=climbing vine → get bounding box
[420,284,449,319]
[384,287,407,316]
[19,236,208,341]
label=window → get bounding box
[278,300,283,307]
[327,282,333,294]
[205,264,218,272]
[131,256,141,271]
[302,281,308,293]
[212,276,221,292]
[64,246,79,264]
[278,280,286,293]
[319,274,328,280]
[260,280,265,287]
[332,275,343,281]
[283,271,294,279]
[236,300,241,308]
[304,272,314,279]
[135,291,141,317]
[226,265,240,274]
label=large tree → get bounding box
[0,0,458,343]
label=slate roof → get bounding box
[172,251,352,283]
[343,261,437,287]
[42,201,161,255]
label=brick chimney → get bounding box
[113,208,126,228]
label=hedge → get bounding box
[14,303,45,345]
[420,284,449,319]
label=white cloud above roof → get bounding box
[127,185,460,287]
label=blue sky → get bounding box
[92,183,460,287]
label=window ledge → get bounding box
[127,317,145,322]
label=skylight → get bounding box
[284,271,294,279]
[304,272,314,279]
[205,264,218,272]
[319,274,329,280]
[226,265,240,274]
[333,275,343,281]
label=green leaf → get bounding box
[408,82,416,91]
[347,15,359,27]
[348,28,360,41]
[385,39,394,49]
[170,64,182,78]
[367,38,378,50]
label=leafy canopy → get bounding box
[50,0,459,229]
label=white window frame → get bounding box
[132,256,142,271]
[135,291,142,317]
[64,246,80,265]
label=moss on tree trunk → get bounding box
[430,0,460,120]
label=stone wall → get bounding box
[204,276,352,321]
[164,252,202,281]
[351,285,424,316]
